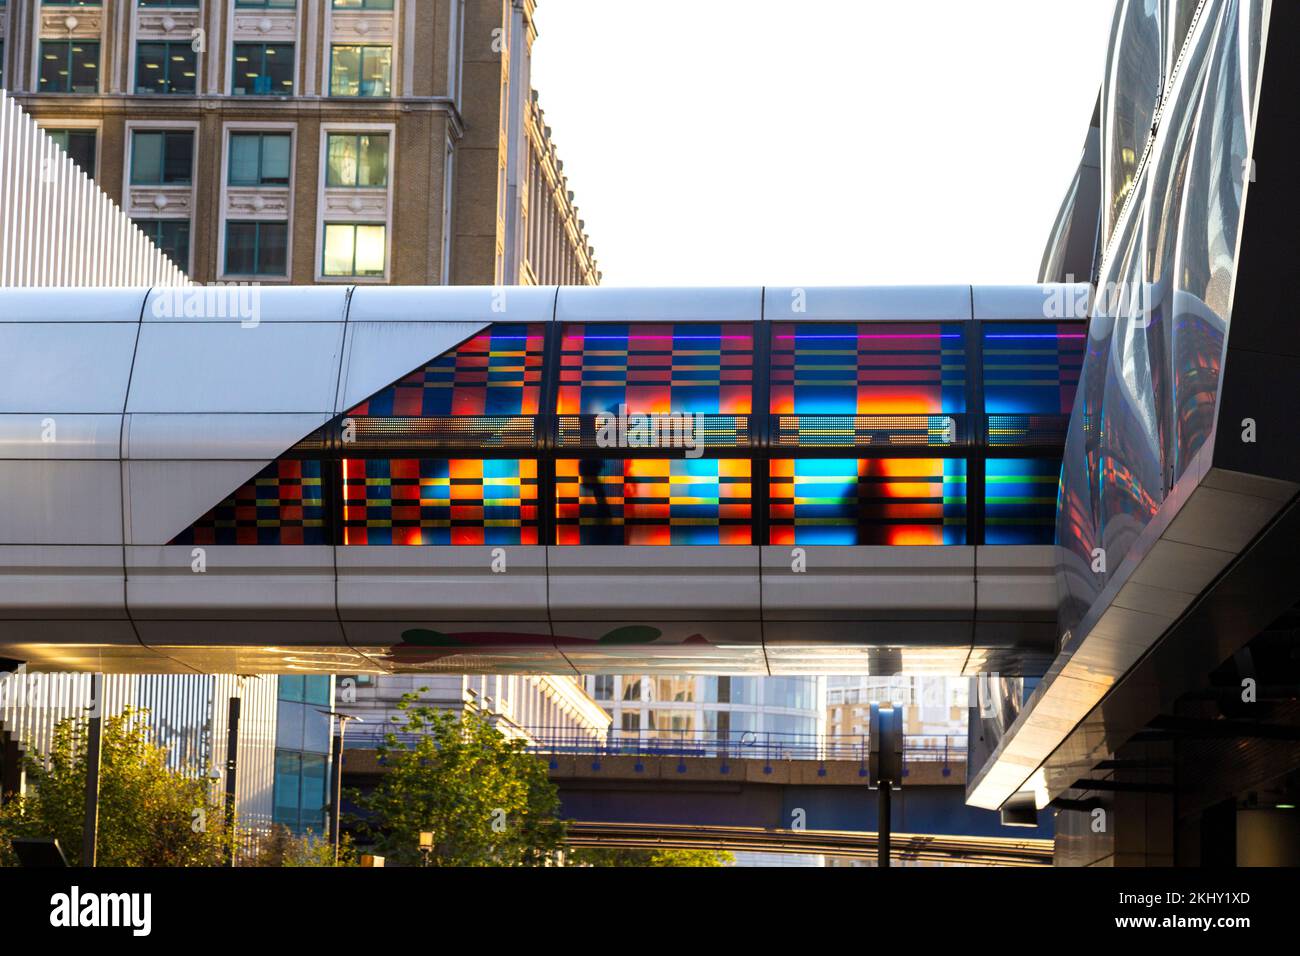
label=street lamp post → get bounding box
[318,710,362,867]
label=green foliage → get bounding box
[350,693,565,866]
[568,846,734,867]
[0,707,233,867]
[252,824,356,867]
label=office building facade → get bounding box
[0,0,597,286]
[585,675,825,744]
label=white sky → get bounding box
[529,0,1115,287]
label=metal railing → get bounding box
[345,726,966,768]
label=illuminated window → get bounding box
[984,458,1060,545]
[559,323,753,415]
[329,45,391,97]
[44,128,96,177]
[341,459,538,545]
[225,220,288,276]
[228,132,292,187]
[130,130,194,185]
[770,321,966,451]
[38,41,100,94]
[171,460,325,545]
[133,218,191,271]
[326,133,389,188]
[771,322,965,415]
[557,323,754,450]
[769,458,967,545]
[134,41,197,95]
[232,43,295,96]
[347,324,546,418]
[323,223,387,277]
[982,322,1085,415]
[556,458,753,545]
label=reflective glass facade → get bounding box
[173,318,1084,547]
[1057,0,1267,633]
[272,675,333,836]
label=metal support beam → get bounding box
[223,697,240,867]
[81,674,102,867]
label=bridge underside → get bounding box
[0,543,1057,676]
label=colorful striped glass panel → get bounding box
[985,457,1061,545]
[557,323,754,415]
[555,458,752,545]
[982,322,1085,415]
[769,458,966,545]
[347,323,546,417]
[172,460,326,545]
[770,322,966,414]
[341,458,538,545]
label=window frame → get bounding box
[38,121,101,179]
[324,131,390,189]
[37,39,102,95]
[316,122,394,284]
[327,43,393,98]
[321,222,388,278]
[219,121,298,282]
[132,217,192,273]
[226,130,294,187]
[223,219,290,278]
[127,126,197,186]
[133,39,199,96]
[230,41,296,97]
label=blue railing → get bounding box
[345,726,966,767]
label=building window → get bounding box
[138,1,201,7]
[273,751,328,835]
[322,222,386,277]
[326,133,388,188]
[171,459,323,544]
[279,675,332,706]
[329,45,391,97]
[333,0,394,8]
[133,219,190,271]
[228,132,292,187]
[38,41,100,94]
[235,0,295,8]
[224,220,288,276]
[232,42,295,95]
[591,676,614,701]
[340,458,537,545]
[130,130,194,185]
[135,41,198,95]
[45,128,97,177]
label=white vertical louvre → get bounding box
[0,90,189,287]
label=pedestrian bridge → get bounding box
[0,284,1083,677]
[341,728,1054,864]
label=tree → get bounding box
[0,707,234,867]
[568,847,734,867]
[252,824,356,867]
[351,693,565,866]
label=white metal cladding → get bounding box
[0,93,189,289]
[0,667,280,838]
[0,284,1073,675]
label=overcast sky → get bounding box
[529,0,1115,286]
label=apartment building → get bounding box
[0,0,598,286]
